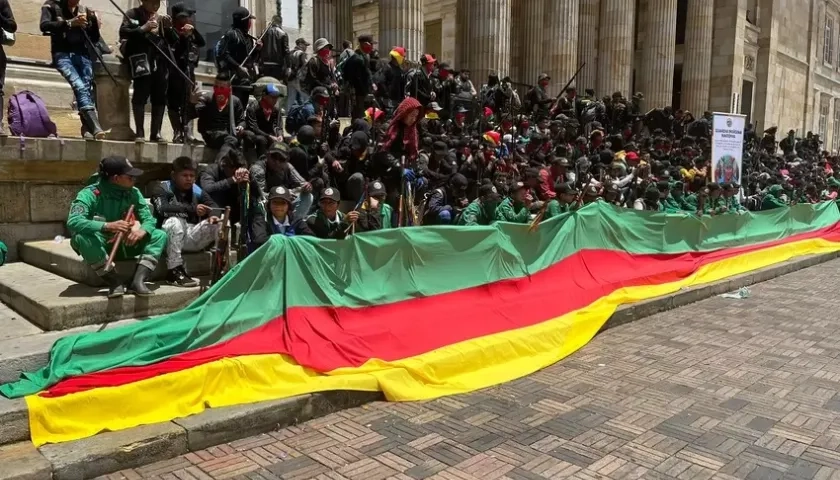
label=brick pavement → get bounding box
[101,259,840,480]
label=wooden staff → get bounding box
[208,207,231,290]
[103,205,134,273]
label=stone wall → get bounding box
[0,138,213,262]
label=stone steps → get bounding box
[0,262,201,331]
[20,239,224,287]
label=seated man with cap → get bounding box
[67,156,167,298]
[545,182,579,219]
[250,141,313,219]
[356,181,394,231]
[307,187,359,239]
[423,173,469,225]
[456,181,501,226]
[150,156,220,287]
[242,83,285,157]
[249,186,314,249]
[495,181,532,224]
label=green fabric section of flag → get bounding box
[1,201,837,399]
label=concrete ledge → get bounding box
[20,239,219,287]
[39,422,188,480]
[0,318,140,390]
[0,442,51,480]
[0,136,213,165]
[0,398,29,447]
[0,262,199,330]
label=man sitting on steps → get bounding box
[67,156,167,298]
[150,156,220,287]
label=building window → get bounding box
[675,0,687,45]
[180,0,242,63]
[820,102,829,140]
[834,101,840,150]
[825,16,834,65]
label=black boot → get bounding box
[168,109,184,143]
[100,270,125,298]
[150,105,167,143]
[81,110,106,140]
[128,264,154,296]
[132,105,145,143]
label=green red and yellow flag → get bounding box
[4,202,840,447]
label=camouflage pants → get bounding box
[162,217,219,270]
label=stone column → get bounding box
[577,0,600,93]
[459,0,512,81]
[379,0,425,63]
[94,57,134,141]
[313,0,337,44]
[336,0,354,46]
[544,0,580,97]
[681,0,713,114]
[521,0,546,85]
[596,0,635,97]
[640,0,677,110]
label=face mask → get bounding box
[260,96,276,109]
[424,64,434,74]
[539,80,549,88]
[318,49,330,60]
[213,86,231,101]
[361,43,373,54]
[439,70,449,79]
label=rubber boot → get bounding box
[133,105,146,143]
[185,121,200,144]
[150,105,167,143]
[128,264,154,296]
[168,109,184,143]
[81,110,106,140]
[100,270,125,298]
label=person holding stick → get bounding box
[67,156,167,298]
[40,0,106,139]
[119,0,178,143]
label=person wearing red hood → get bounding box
[382,97,422,161]
[405,53,436,107]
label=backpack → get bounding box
[213,39,226,70]
[287,50,305,82]
[284,103,310,135]
[8,91,57,138]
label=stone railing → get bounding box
[0,137,214,262]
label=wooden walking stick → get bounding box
[206,207,231,291]
[103,205,135,273]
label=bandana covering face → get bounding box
[318,48,331,61]
[214,86,231,108]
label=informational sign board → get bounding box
[711,113,746,185]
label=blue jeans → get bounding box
[54,52,94,111]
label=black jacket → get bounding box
[342,50,372,95]
[249,159,306,199]
[259,24,288,74]
[40,1,97,56]
[149,180,217,227]
[245,100,280,138]
[306,210,351,239]
[217,26,255,80]
[405,68,433,107]
[198,163,259,224]
[119,7,177,65]
[171,26,204,69]
[191,93,245,135]
[302,56,334,94]
[373,59,404,103]
[250,211,313,248]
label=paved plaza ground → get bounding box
[99,259,840,480]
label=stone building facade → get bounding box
[4,0,840,151]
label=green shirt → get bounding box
[494,198,530,223]
[544,199,577,219]
[67,179,156,236]
[457,199,496,226]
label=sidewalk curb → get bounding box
[4,251,838,480]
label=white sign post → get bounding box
[711,113,746,186]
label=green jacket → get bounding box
[761,185,787,210]
[381,203,394,229]
[494,198,530,223]
[67,178,156,236]
[544,199,577,219]
[727,195,746,212]
[457,199,496,226]
[703,196,730,215]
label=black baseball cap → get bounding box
[368,180,386,197]
[478,183,501,202]
[267,186,294,203]
[296,37,311,46]
[268,141,289,158]
[320,187,341,202]
[100,156,143,177]
[232,6,256,21]
[358,34,375,44]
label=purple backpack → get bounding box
[8,91,57,138]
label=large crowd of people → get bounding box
[21,0,840,295]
